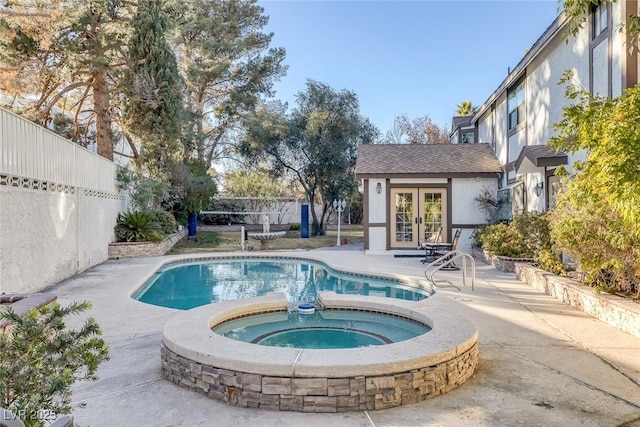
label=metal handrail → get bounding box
[424,250,475,291]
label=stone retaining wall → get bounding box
[161,342,478,412]
[515,263,640,339]
[108,229,187,259]
[472,247,534,273]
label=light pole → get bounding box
[333,199,347,246]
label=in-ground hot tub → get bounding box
[213,308,431,349]
[162,292,478,412]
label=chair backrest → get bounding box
[430,227,442,243]
[450,229,462,250]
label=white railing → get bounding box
[0,107,115,192]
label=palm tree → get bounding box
[456,100,476,116]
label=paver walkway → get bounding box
[48,250,640,427]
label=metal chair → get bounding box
[421,229,461,264]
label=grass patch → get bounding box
[169,228,363,254]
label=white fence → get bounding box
[0,107,115,191]
[0,107,120,294]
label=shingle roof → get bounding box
[355,143,502,177]
[451,116,473,130]
[514,145,568,174]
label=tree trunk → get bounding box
[92,69,114,161]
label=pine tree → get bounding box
[122,0,184,179]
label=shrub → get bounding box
[475,223,528,258]
[0,302,109,426]
[475,212,565,275]
[149,209,177,234]
[115,211,163,242]
[289,222,300,231]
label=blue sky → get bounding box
[260,0,561,135]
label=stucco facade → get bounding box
[0,107,122,294]
[356,4,640,255]
[472,3,638,214]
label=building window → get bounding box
[507,80,525,131]
[592,2,608,38]
[461,131,474,144]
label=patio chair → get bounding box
[0,409,73,427]
[425,226,442,244]
[421,229,461,264]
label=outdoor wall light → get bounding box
[534,182,544,197]
[376,182,382,194]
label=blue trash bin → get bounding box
[187,213,197,237]
[300,204,309,238]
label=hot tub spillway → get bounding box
[297,303,315,314]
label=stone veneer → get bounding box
[108,229,187,259]
[472,246,534,273]
[161,342,477,412]
[161,292,478,412]
[516,263,640,339]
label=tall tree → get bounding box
[0,0,130,160]
[548,73,640,298]
[174,0,286,164]
[455,100,476,116]
[384,114,449,144]
[121,0,184,179]
[239,80,378,235]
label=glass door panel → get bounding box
[421,190,446,243]
[390,190,416,247]
[390,188,447,249]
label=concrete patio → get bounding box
[48,250,640,427]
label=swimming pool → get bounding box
[134,257,433,309]
[213,309,431,349]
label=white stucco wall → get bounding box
[451,178,497,225]
[611,2,624,98]
[593,41,609,97]
[451,178,498,254]
[366,227,387,253]
[526,27,588,148]
[367,179,387,224]
[0,187,120,294]
[477,109,492,146]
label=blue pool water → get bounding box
[212,310,431,349]
[133,258,432,310]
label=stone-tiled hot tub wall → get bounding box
[161,341,478,412]
[161,292,478,412]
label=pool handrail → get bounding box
[424,250,475,291]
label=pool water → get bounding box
[133,258,432,310]
[212,310,431,349]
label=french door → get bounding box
[390,188,447,248]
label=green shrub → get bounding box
[149,209,177,234]
[288,222,301,231]
[475,212,565,275]
[115,211,163,242]
[475,223,528,258]
[0,302,109,426]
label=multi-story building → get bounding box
[357,3,639,254]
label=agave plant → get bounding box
[115,211,163,242]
